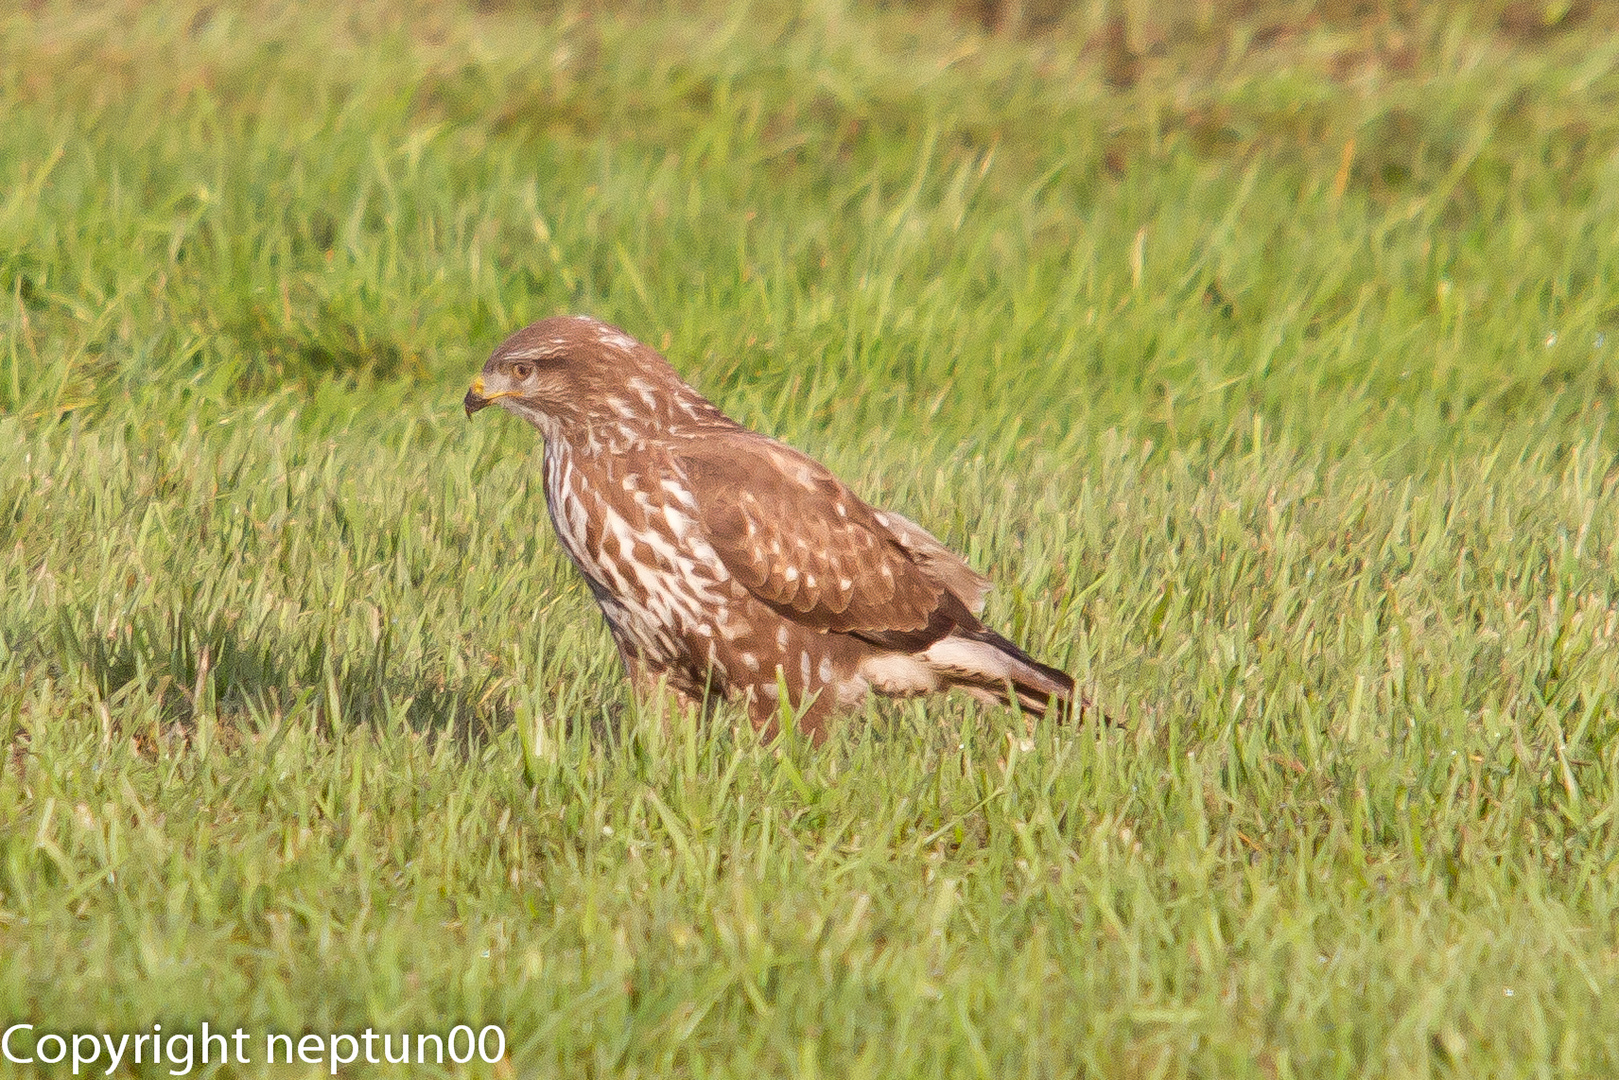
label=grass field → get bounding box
[4,0,1619,1075]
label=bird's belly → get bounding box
[594,592,684,666]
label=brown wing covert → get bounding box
[676,436,953,641]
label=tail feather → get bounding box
[921,628,1089,721]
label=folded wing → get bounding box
[676,435,987,649]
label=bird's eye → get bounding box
[512,362,534,381]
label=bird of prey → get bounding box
[464,315,1081,741]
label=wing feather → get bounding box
[873,509,993,616]
[677,436,983,645]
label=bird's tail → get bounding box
[921,627,1087,721]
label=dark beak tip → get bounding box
[463,389,489,418]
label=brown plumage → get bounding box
[464,315,1084,741]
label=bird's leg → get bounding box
[792,690,835,745]
[621,654,704,738]
[744,683,832,746]
[743,688,783,742]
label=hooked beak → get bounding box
[464,376,496,418]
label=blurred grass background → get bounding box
[3,1,1619,1076]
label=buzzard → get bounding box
[464,315,1082,740]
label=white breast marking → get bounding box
[543,442,741,673]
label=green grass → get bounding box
[3,1,1619,1075]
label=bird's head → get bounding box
[465,315,705,440]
